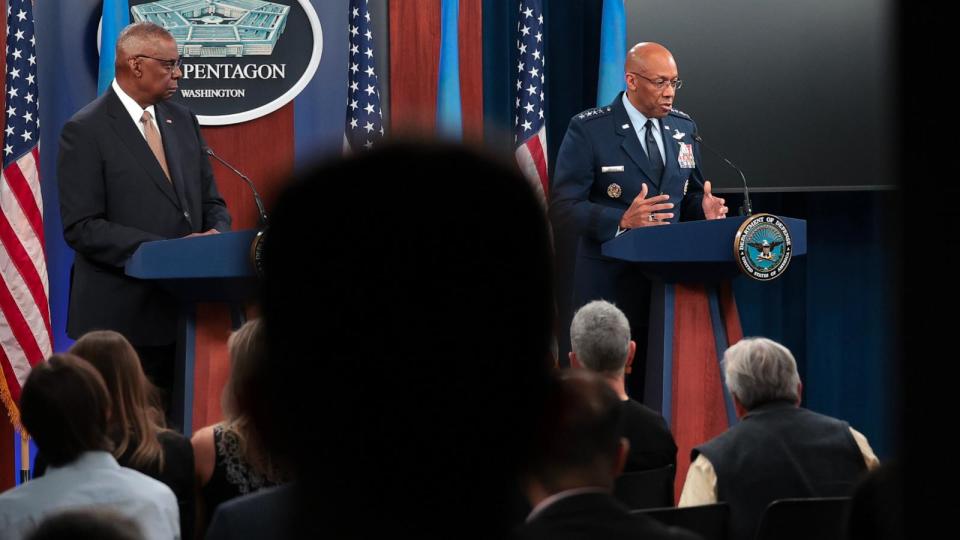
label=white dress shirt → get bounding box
[0,451,180,540]
[622,93,666,164]
[112,79,163,144]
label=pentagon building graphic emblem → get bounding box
[125,0,322,125]
[131,0,290,57]
[733,213,793,281]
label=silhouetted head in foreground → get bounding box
[258,141,556,537]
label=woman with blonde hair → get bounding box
[33,330,194,536]
[192,318,281,537]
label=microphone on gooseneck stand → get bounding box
[692,132,753,216]
[203,146,269,229]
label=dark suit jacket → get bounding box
[206,484,297,540]
[57,87,230,346]
[517,491,702,540]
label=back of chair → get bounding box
[613,464,674,509]
[636,503,730,540]
[754,497,851,540]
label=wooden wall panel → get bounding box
[389,0,441,135]
[190,105,294,431]
[671,284,729,502]
[459,0,483,142]
[389,0,483,139]
[201,103,295,231]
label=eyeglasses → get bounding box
[135,55,183,72]
[628,72,683,90]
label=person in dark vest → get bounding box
[678,337,879,540]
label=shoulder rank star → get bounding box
[607,183,622,199]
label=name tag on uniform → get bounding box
[677,143,696,169]
[601,165,625,173]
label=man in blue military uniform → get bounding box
[550,42,728,402]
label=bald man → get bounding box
[58,22,231,410]
[550,43,727,402]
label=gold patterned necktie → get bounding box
[140,110,171,181]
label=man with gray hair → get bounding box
[569,300,677,474]
[58,22,231,415]
[679,337,879,540]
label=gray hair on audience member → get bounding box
[722,337,801,410]
[570,300,631,374]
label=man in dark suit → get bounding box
[550,42,727,401]
[57,22,231,407]
[569,299,677,474]
[518,370,699,540]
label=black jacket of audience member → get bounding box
[518,491,701,540]
[621,398,677,472]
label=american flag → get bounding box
[344,0,384,152]
[1,0,51,429]
[513,0,548,200]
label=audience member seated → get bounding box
[569,300,677,473]
[0,354,179,540]
[33,330,195,536]
[205,142,556,539]
[191,319,282,536]
[26,508,144,540]
[518,370,699,540]
[678,337,880,540]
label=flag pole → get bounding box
[19,431,30,483]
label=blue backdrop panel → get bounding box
[294,0,349,169]
[35,0,102,355]
[731,191,898,459]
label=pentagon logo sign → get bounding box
[733,213,793,281]
[127,0,322,125]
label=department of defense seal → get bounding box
[607,183,622,199]
[733,213,792,281]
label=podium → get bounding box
[602,215,806,498]
[125,230,260,434]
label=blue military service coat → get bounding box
[550,92,707,395]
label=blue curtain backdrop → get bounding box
[483,0,895,458]
[483,0,604,377]
[294,1,349,169]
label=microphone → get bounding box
[203,146,269,228]
[692,132,753,216]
